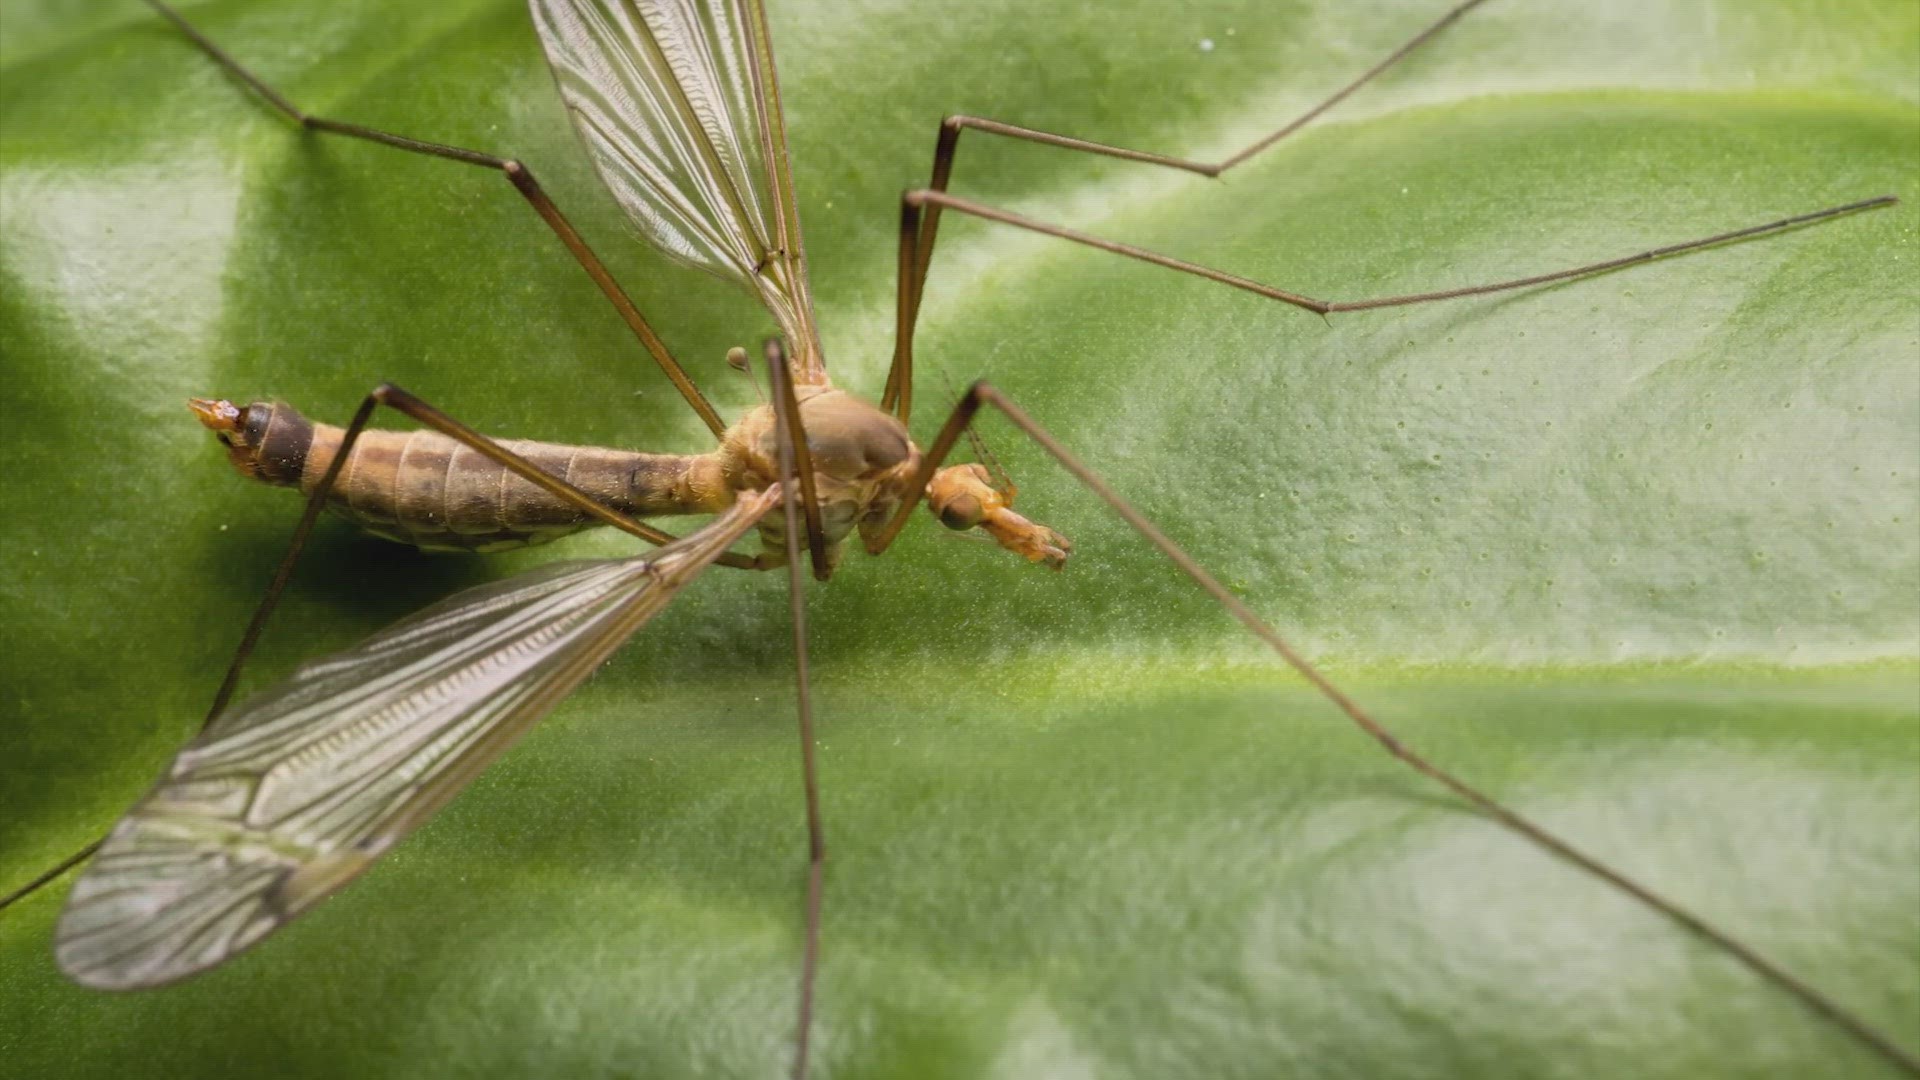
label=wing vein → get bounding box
[529,0,820,370]
[56,490,778,989]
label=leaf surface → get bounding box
[1,2,1915,1077]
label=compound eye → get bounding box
[936,493,985,531]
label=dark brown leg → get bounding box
[0,842,101,912]
[866,382,1920,1078]
[0,392,388,913]
[765,340,833,581]
[878,0,1896,421]
[881,0,1497,420]
[911,192,1889,318]
[890,192,1890,403]
[765,354,827,1078]
[143,0,729,441]
[0,383,768,914]
[370,384,759,565]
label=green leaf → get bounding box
[2,1,1915,1077]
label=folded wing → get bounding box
[530,0,821,376]
[57,489,777,990]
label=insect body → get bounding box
[189,386,1068,567]
[189,396,735,552]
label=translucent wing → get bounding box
[530,0,823,379]
[56,489,777,990]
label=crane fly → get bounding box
[1,1,1912,1076]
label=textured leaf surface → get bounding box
[1,2,1915,1077]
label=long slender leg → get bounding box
[0,394,391,914]
[143,0,729,441]
[0,841,102,911]
[882,0,1489,399]
[0,383,770,914]
[765,340,833,581]
[866,383,1920,1078]
[369,384,759,564]
[766,354,827,1078]
[0,389,367,911]
[908,191,1896,319]
[878,0,1896,421]
[886,189,1891,422]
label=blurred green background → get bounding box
[2,1,1916,1077]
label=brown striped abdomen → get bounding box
[194,400,731,552]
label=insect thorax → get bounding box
[719,387,923,568]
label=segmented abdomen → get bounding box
[198,400,729,552]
